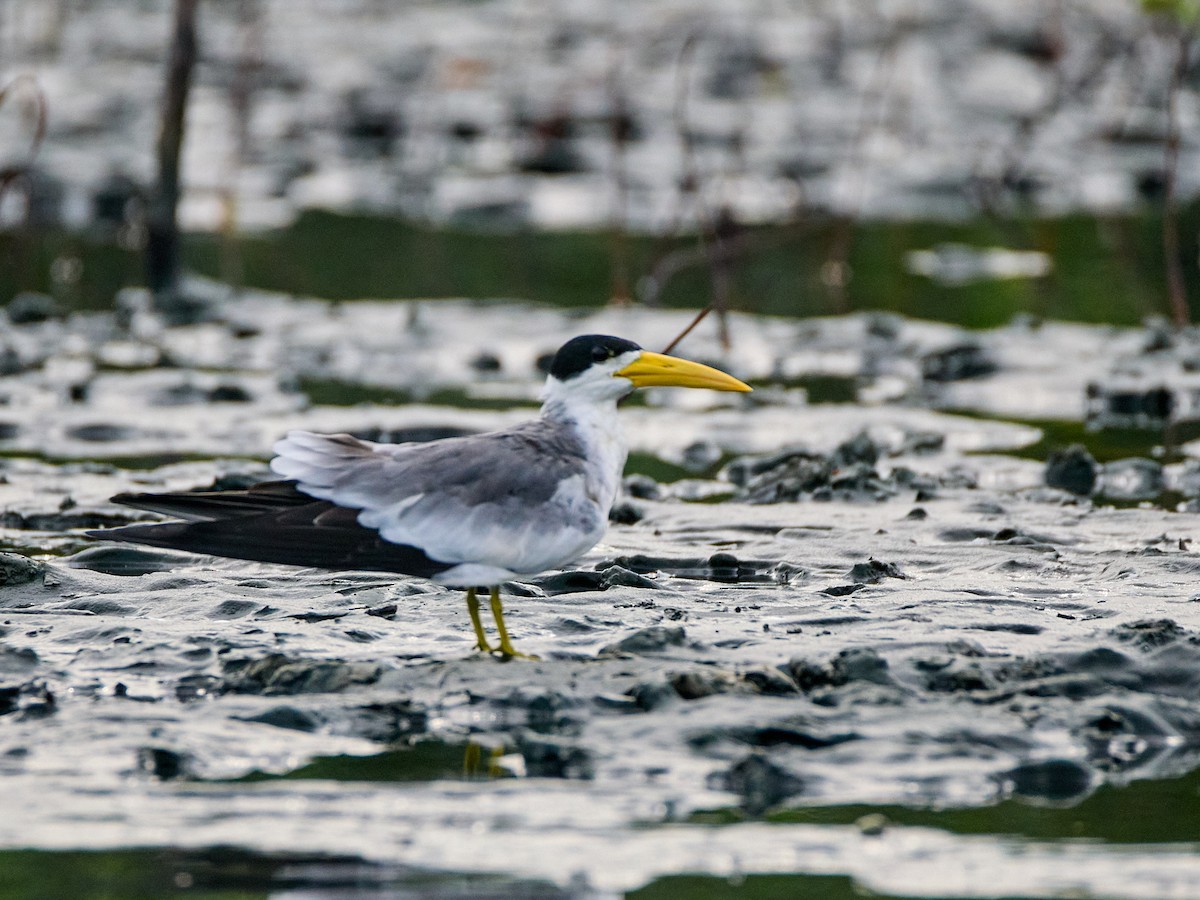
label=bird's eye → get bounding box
[592,346,610,362]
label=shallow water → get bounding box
[3,293,1200,898]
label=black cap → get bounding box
[548,335,642,381]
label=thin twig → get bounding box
[147,0,200,308]
[661,305,714,355]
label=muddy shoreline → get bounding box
[3,293,1200,898]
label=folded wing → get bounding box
[90,424,608,577]
[269,427,605,575]
[89,480,455,576]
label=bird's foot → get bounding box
[494,641,540,661]
[487,587,539,660]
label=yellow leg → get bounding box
[463,741,481,777]
[465,587,494,653]
[463,740,508,779]
[490,586,538,660]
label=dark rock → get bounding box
[518,735,593,779]
[211,599,260,619]
[0,679,53,718]
[670,669,737,700]
[608,501,643,525]
[847,559,905,583]
[207,384,253,403]
[626,680,679,711]
[518,133,585,175]
[1086,380,1174,427]
[469,352,503,373]
[969,622,1044,635]
[66,423,137,443]
[0,346,27,376]
[784,657,838,692]
[366,604,398,619]
[707,552,744,583]
[1045,444,1098,496]
[1065,647,1132,672]
[831,431,879,468]
[1110,619,1188,650]
[722,448,816,487]
[7,292,61,324]
[532,571,606,595]
[0,686,20,716]
[137,747,188,780]
[924,662,992,692]
[821,583,865,596]
[905,507,928,520]
[735,725,858,750]
[68,546,177,577]
[897,431,945,455]
[622,474,661,500]
[938,527,994,542]
[770,562,808,584]
[717,753,805,815]
[736,453,832,503]
[602,626,688,656]
[921,343,997,382]
[1002,758,1092,803]
[239,705,320,732]
[600,565,659,590]
[340,89,403,158]
[830,648,892,686]
[222,654,382,695]
[0,553,42,587]
[288,611,349,623]
[740,668,800,695]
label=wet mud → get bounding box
[3,292,1200,897]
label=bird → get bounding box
[87,335,751,658]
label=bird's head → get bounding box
[543,334,752,404]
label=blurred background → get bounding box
[1,0,1198,327]
[6,6,1200,899]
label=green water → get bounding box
[233,740,471,784]
[0,847,559,900]
[688,766,1200,845]
[4,206,1197,327]
[0,849,1019,900]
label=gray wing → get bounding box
[269,425,606,573]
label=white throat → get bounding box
[541,377,629,511]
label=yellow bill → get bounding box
[614,351,752,392]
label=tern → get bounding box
[88,335,751,658]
